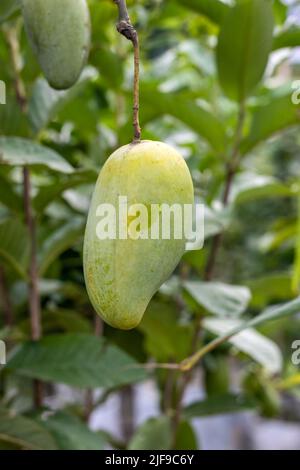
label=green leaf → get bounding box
[184,281,251,317]
[179,0,229,24]
[139,301,194,362]
[7,333,146,389]
[230,173,292,204]
[38,217,85,276]
[292,197,300,294]
[245,273,294,308]
[203,318,282,374]
[216,0,274,102]
[128,417,172,450]
[33,169,97,213]
[242,93,300,154]
[0,407,57,450]
[194,298,300,371]
[0,173,23,212]
[0,137,73,174]
[0,218,29,278]
[184,394,255,418]
[273,26,300,50]
[42,309,92,334]
[41,412,106,450]
[141,86,226,152]
[174,420,198,450]
[29,69,98,134]
[0,0,20,24]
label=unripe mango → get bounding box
[22,0,90,90]
[83,140,194,330]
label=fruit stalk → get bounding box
[113,0,141,141]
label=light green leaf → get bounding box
[245,273,294,308]
[229,173,291,204]
[292,196,300,294]
[179,0,229,24]
[184,281,251,317]
[128,417,172,450]
[38,217,85,275]
[203,318,283,374]
[242,93,300,154]
[29,69,98,134]
[0,407,57,450]
[216,0,274,102]
[0,137,73,174]
[0,218,29,278]
[184,394,255,418]
[141,86,226,152]
[273,26,300,50]
[40,412,106,450]
[7,333,146,388]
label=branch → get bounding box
[204,102,246,280]
[113,0,141,141]
[0,266,14,327]
[23,167,43,407]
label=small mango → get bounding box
[22,0,90,90]
[83,140,194,330]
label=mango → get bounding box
[83,140,194,330]
[22,0,90,90]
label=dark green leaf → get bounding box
[174,420,198,450]
[128,417,172,450]
[38,217,85,275]
[0,407,57,450]
[7,333,146,388]
[184,394,255,418]
[217,0,274,101]
[41,412,106,450]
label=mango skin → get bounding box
[22,0,90,90]
[83,140,194,330]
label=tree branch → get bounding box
[113,0,141,141]
[204,102,246,280]
[23,167,43,407]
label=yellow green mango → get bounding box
[83,140,194,330]
[22,0,90,90]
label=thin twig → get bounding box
[0,266,14,327]
[23,167,43,407]
[84,315,103,421]
[204,102,246,280]
[3,24,27,111]
[113,0,141,141]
